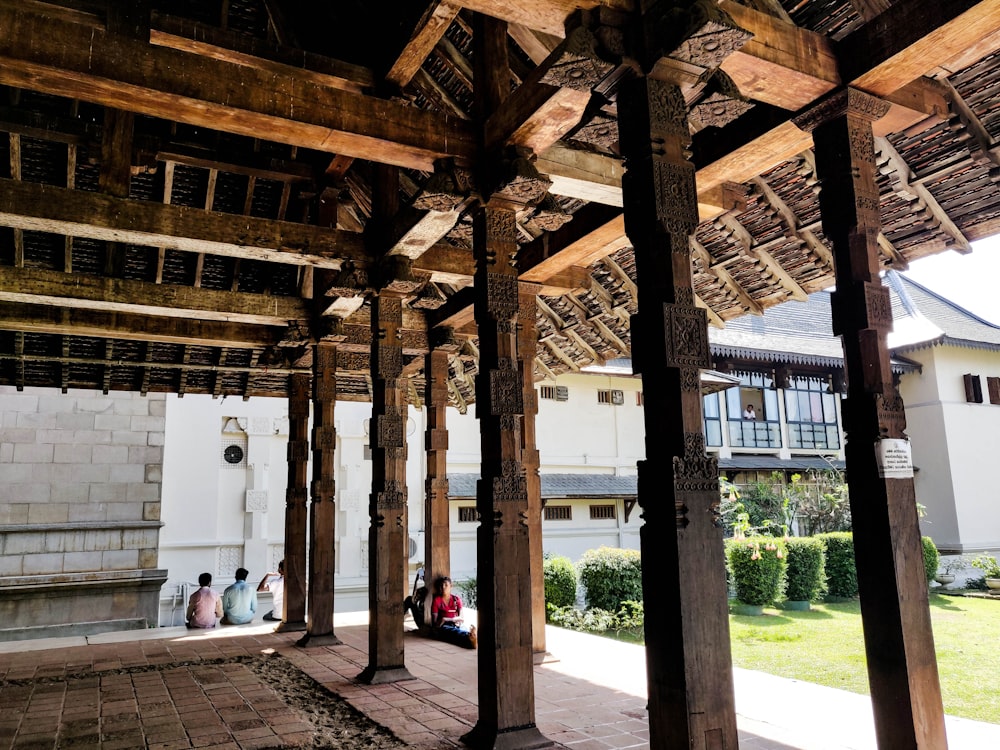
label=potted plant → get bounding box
[970,553,1000,592]
[934,556,965,588]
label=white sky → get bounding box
[894,234,1000,326]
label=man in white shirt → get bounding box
[258,560,285,622]
[743,404,756,420]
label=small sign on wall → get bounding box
[875,438,914,479]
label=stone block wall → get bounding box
[0,387,167,640]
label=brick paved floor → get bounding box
[2,613,998,749]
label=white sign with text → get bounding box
[875,438,913,479]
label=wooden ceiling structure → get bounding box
[0,0,998,406]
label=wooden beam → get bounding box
[386,1,461,88]
[718,1,839,111]
[454,0,632,38]
[844,0,1000,97]
[753,247,809,302]
[0,266,306,325]
[0,178,362,269]
[0,301,282,348]
[691,237,764,316]
[149,12,374,93]
[0,5,475,170]
[0,350,307,377]
[537,144,624,206]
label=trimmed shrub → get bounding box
[921,536,940,583]
[457,576,477,609]
[578,547,643,611]
[547,600,644,641]
[543,554,577,609]
[725,536,787,607]
[817,532,858,599]
[784,537,826,602]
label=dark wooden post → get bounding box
[297,341,341,646]
[462,12,550,750]
[424,336,455,587]
[798,88,947,748]
[464,199,549,750]
[359,290,413,684]
[277,372,309,632]
[518,284,547,659]
[618,73,738,750]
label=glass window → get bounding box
[784,376,841,450]
[703,393,722,447]
[725,372,781,448]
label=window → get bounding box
[636,391,644,407]
[725,372,782,448]
[541,385,569,401]
[597,390,611,404]
[597,390,623,405]
[458,507,477,523]
[589,504,616,520]
[989,377,1000,405]
[703,393,722,447]
[784,376,841,450]
[544,505,572,521]
[965,373,984,403]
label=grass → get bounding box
[728,593,1000,723]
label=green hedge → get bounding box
[921,536,940,583]
[816,532,858,599]
[726,536,787,607]
[578,547,643,611]
[543,554,577,609]
[784,536,826,602]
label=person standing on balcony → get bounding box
[743,404,757,420]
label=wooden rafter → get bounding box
[691,237,764,316]
[875,135,973,254]
[386,1,462,89]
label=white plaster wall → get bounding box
[901,345,1000,551]
[159,394,427,621]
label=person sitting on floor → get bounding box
[186,572,222,629]
[257,560,285,622]
[430,575,477,649]
[405,584,430,630]
[221,567,257,625]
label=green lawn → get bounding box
[728,593,1000,723]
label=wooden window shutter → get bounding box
[989,377,1000,405]
[964,373,983,403]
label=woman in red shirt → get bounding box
[430,576,477,649]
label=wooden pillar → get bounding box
[463,12,549,750]
[464,199,548,750]
[277,372,309,632]
[799,88,947,749]
[297,341,341,646]
[424,335,456,587]
[618,72,738,749]
[518,284,546,659]
[359,290,413,683]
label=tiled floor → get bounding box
[1,612,997,749]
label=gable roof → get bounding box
[885,271,1000,353]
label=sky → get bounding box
[893,234,1000,326]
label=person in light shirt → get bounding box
[186,572,222,629]
[257,560,285,622]
[221,567,257,625]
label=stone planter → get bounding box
[780,600,811,611]
[986,577,1000,593]
[731,603,765,616]
[934,574,956,588]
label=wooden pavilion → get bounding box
[2,0,999,747]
